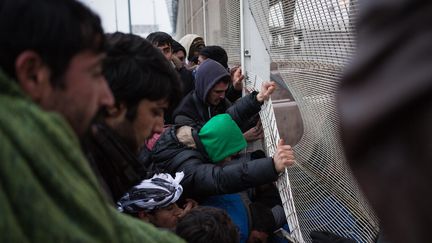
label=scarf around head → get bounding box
[198,114,247,163]
[117,172,184,213]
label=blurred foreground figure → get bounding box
[0,0,183,242]
[338,1,432,242]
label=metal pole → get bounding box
[202,0,207,43]
[152,0,157,27]
[240,0,245,71]
[114,0,118,31]
[189,0,193,33]
[184,0,187,34]
[127,0,132,33]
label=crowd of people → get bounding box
[0,0,295,242]
[3,0,426,242]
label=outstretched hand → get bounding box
[273,139,295,173]
[231,66,244,91]
[243,120,264,142]
[171,55,183,70]
[256,81,276,102]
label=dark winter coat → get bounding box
[178,66,195,97]
[150,126,278,200]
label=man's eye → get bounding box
[92,70,103,78]
[152,109,163,116]
[165,205,174,211]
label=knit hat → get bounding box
[198,114,247,163]
[200,45,228,69]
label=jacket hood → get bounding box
[178,34,202,62]
[195,59,231,103]
[151,127,183,163]
[151,126,205,161]
[198,114,246,163]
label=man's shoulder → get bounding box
[177,92,197,107]
[0,92,92,180]
[0,93,75,137]
[173,92,207,123]
[152,129,205,164]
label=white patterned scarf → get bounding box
[117,172,184,213]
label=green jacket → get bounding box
[0,70,184,243]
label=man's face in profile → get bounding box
[207,81,229,106]
[43,51,114,136]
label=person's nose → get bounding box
[152,115,164,134]
[219,92,226,100]
[99,77,114,107]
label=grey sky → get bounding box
[78,0,172,36]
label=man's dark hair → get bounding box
[176,206,240,243]
[146,31,173,47]
[103,32,181,120]
[172,40,186,56]
[0,0,105,86]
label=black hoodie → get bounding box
[173,59,263,131]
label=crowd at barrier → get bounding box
[0,1,295,242]
[2,0,429,243]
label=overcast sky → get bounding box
[78,0,172,36]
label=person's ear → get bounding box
[105,103,127,119]
[104,103,128,127]
[138,211,151,222]
[15,51,51,103]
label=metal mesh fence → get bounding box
[175,0,240,64]
[248,72,305,242]
[246,73,378,242]
[247,0,379,242]
[175,0,379,242]
[219,0,241,65]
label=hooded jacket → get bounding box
[150,125,278,200]
[178,34,202,63]
[173,59,263,131]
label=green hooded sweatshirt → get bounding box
[0,70,184,243]
[198,114,247,163]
